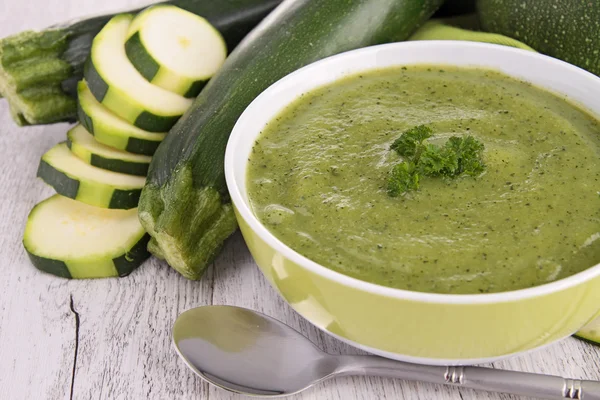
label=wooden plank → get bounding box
[69,261,213,400]
[0,113,75,398]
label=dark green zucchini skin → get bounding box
[0,0,282,125]
[477,0,600,76]
[25,234,150,278]
[140,0,445,280]
[434,0,476,17]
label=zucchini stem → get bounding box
[0,30,76,125]
[138,165,238,279]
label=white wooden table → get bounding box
[1,1,599,399]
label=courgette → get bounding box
[477,0,600,76]
[139,0,444,280]
[23,195,149,278]
[77,80,165,156]
[575,316,600,346]
[66,124,151,176]
[125,5,227,97]
[0,0,282,125]
[84,14,193,132]
[38,143,146,209]
[434,0,476,17]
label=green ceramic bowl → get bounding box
[224,41,600,365]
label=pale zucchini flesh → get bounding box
[125,5,227,97]
[84,14,193,132]
[23,195,150,278]
[38,143,146,209]
[77,80,165,155]
[67,124,151,176]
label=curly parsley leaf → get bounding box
[390,125,433,158]
[445,135,486,176]
[419,144,458,176]
[387,161,420,197]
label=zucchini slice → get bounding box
[125,5,227,97]
[77,80,165,156]
[84,14,193,132]
[575,316,600,346]
[77,80,167,156]
[67,124,151,176]
[37,143,146,209]
[23,195,150,279]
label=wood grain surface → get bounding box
[0,1,599,399]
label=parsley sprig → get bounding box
[387,125,486,197]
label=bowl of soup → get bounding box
[224,41,600,365]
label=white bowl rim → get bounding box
[225,40,600,305]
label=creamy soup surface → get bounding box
[246,65,600,294]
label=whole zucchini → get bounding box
[0,0,282,126]
[477,0,600,76]
[434,0,476,17]
[139,0,444,280]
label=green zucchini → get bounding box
[0,0,282,126]
[66,124,151,176]
[23,194,150,278]
[139,0,444,280]
[408,20,535,52]
[38,143,146,209]
[477,0,600,76]
[434,0,476,17]
[77,80,165,156]
[575,316,600,346]
[85,14,193,132]
[125,5,227,97]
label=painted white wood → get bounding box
[0,1,599,400]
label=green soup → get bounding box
[246,65,600,294]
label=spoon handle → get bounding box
[337,356,600,400]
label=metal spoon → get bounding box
[172,305,600,399]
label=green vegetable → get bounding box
[125,4,227,97]
[387,162,420,197]
[575,316,600,346]
[390,124,433,158]
[85,14,193,132]
[38,143,146,209]
[0,0,282,126]
[433,0,476,17]
[443,135,485,176]
[77,80,165,156]
[387,125,486,196]
[23,194,150,279]
[139,0,445,280]
[477,0,600,76]
[66,124,151,176]
[408,19,536,52]
[418,143,458,176]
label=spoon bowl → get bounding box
[173,305,342,396]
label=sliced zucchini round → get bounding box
[77,80,165,156]
[37,143,146,209]
[84,14,193,132]
[23,195,150,279]
[67,124,151,176]
[125,5,227,98]
[575,316,600,346]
